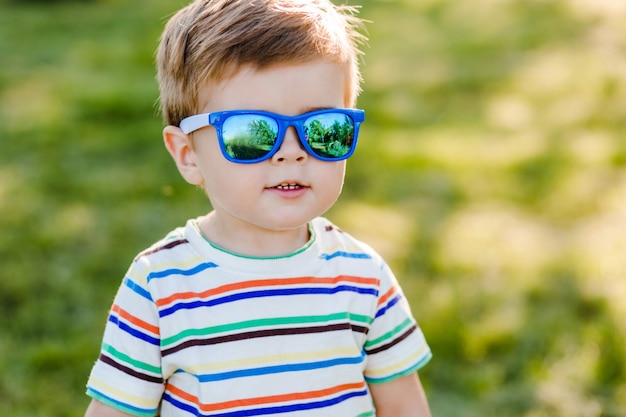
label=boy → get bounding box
[84,0,432,416]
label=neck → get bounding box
[197,212,311,258]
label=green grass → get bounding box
[1,0,625,416]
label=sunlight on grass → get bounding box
[42,203,97,242]
[565,130,617,166]
[435,202,563,285]
[0,167,17,209]
[566,0,626,19]
[439,0,518,37]
[331,201,417,265]
[398,127,546,169]
[463,297,524,361]
[543,166,615,221]
[1,73,70,133]
[571,176,626,327]
[507,40,626,130]
[535,340,604,417]
[485,94,534,130]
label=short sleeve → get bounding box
[363,262,432,384]
[86,259,165,416]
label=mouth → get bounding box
[273,182,304,190]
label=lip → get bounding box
[267,180,310,198]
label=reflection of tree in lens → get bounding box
[305,116,354,158]
[225,119,277,160]
[248,119,276,144]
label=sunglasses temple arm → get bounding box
[179,114,211,134]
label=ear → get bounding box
[163,125,205,186]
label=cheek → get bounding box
[319,162,347,197]
[193,138,231,186]
[202,163,261,204]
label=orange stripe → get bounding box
[112,304,160,335]
[156,275,379,307]
[377,287,396,306]
[166,381,366,412]
[165,383,198,405]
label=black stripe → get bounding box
[136,239,189,259]
[99,354,163,384]
[365,324,417,355]
[350,324,369,335]
[162,322,352,357]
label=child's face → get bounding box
[169,60,349,240]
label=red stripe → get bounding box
[157,275,379,307]
[377,287,396,306]
[112,304,160,335]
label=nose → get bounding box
[271,126,308,164]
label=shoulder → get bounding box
[131,223,193,266]
[312,217,385,266]
[134,224,189,260]
[126,219,210,280]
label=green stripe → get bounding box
[102,343,161,374]
[162,312,372,346]
[364,318,413,349]
[356,412,375,417]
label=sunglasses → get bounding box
[179,108,365,164]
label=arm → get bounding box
[369,372,432,417]
[85,399,138,417]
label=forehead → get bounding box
[197,61,351,114]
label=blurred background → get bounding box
[1,0,625,415]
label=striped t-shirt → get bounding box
[86,216,431,417]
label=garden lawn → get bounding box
[1,0,625,416]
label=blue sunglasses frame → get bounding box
[179,108,365,164]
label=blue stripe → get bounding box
[320,251,372,261]
[108,314,160,345]
[147,261,218,282]
[196,355,363,382]
[375,294,401,319]
[160,286,378,318]
[162,393,199,415]
[162,388,368,417]
[124,277,152,301]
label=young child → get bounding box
[84,0,432,416]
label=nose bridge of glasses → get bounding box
[280,119,307,148]
[272,121,307,161]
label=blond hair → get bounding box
[157,0,367,126]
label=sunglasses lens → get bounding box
[221,115,279,161]
[303,113,356,160]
